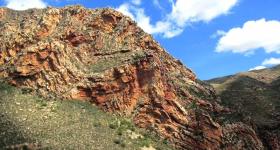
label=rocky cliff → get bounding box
[0,6,264,149]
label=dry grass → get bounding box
[0,82,173,150]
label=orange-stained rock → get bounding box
[0,8,5,19]
[0,6,265,150]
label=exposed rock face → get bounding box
[222,123,263,150]
[0,6,264,149]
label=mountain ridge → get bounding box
[0,5,271,149]
[207,65,280,149]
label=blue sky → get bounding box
[1,0,280,80]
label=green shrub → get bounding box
[187,101,198,110]
[113,138,121,144]
[21,87,33,94]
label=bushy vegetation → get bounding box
[90,51,146,73]
[208,68,280,128]
[0,82,173,149]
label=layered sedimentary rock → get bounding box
[0,6,264,149]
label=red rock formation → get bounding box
[0,6,264,149]
[222,123,263,150]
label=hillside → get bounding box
[0,82,172,149]
[0,6,266,149]
[207,65,280,149]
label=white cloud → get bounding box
[117,0,238,38]
[117,3,177,38]
[131,0,142,5]
[153,0,162,9]
[262,57,280,66]
[249,66,266,71]
[5,0,47,10]
[249,57,280,71]
[169,0,238,26]
[216,19,280,54]
[116,3,136,20]
[211,30,226,39]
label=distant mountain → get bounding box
[207,65,280,149]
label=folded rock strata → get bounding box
[0,6,264,149]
